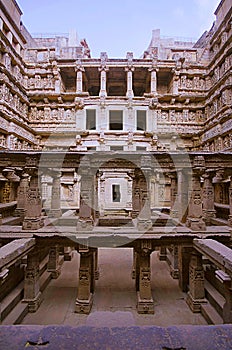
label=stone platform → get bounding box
[0,324,232,350]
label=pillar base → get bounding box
[203,209,216,225]
[170,210,179,219]
[137,219,152,231]
[131,269,136,279]
[77,219,94,232]
[131,211,139,219]
[186,218,206,231]
[48,266,61,279]
[137,292,154,314]
[48,209,62,218]
[14,208,26,218]
[95,269,100,280]
[186,291,207,313]
[75,294,93,314]
[170,267,179,279]
[22,217,44,230]
[23,291,42,312]
[228,215,232,227]
[64,251,74,261]
[158,248,167,261]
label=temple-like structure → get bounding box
[0,0,232,328]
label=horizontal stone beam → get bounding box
[193,238,232,275]
[0,238,35,270]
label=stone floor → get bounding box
[22,248,207,327]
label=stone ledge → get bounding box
[0,325,232,349]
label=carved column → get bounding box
[137,156,152,231]
[125,67,134,99]
[169,173,178,218]
[167,245,179,279]
[48,171,62,218]
[22,168,44,230]
[94,249,99,280]
[186,251,207,312]
[158,246,167,261]
[132,170,140,219]
[76,65,84,94]
[178,246,192,292]
[228,177,232,227]
[136,241,154,314]
[47,245,61,278]
[77,162,94,231]
[173,70,180,95]
[64,246,74,261]
[202,172,216,225]
[187,171,206,231]
[176,170,188,223]
[75,246,95,314]
[99,68,108,98]
[23,249,42,312]
[14,173,29,218]
[150,68,158,95]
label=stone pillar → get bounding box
[215,270,232,323]
[178,246,192,292]
[158,246,167,261]
[228,178,232,227]
[77,161,94,231]
[150,68,158,95]
[168,245,179,279]
[186,251,207,312]
[136,241,154,314]
[94,249,99,280]
[173,71,180,95]
[14,173,29,218]
[137,158,152,231]
[23,249,42,312]
[48,171,62,218]
[22,169,44,230]
[76,66,84,94]
[47,245,61,278]
[187,172,206,231]
[132,170,140,219]
[176,170,188,223]
[64,246,74,261]
[202,172,216,225]
[99,68,107,98]
[132,248,136,279]
[169,173,178,218]
[125,67,134,99]
[75,246,95,314]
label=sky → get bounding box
[16,0,220,58]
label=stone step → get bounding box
[1,301,28,325]
[2,216,21,225]
[201,302,223,325]
[204,279,225,318]
[1,281,24,321]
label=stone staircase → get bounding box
[201,279,224,325]
[0,255,55,325]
